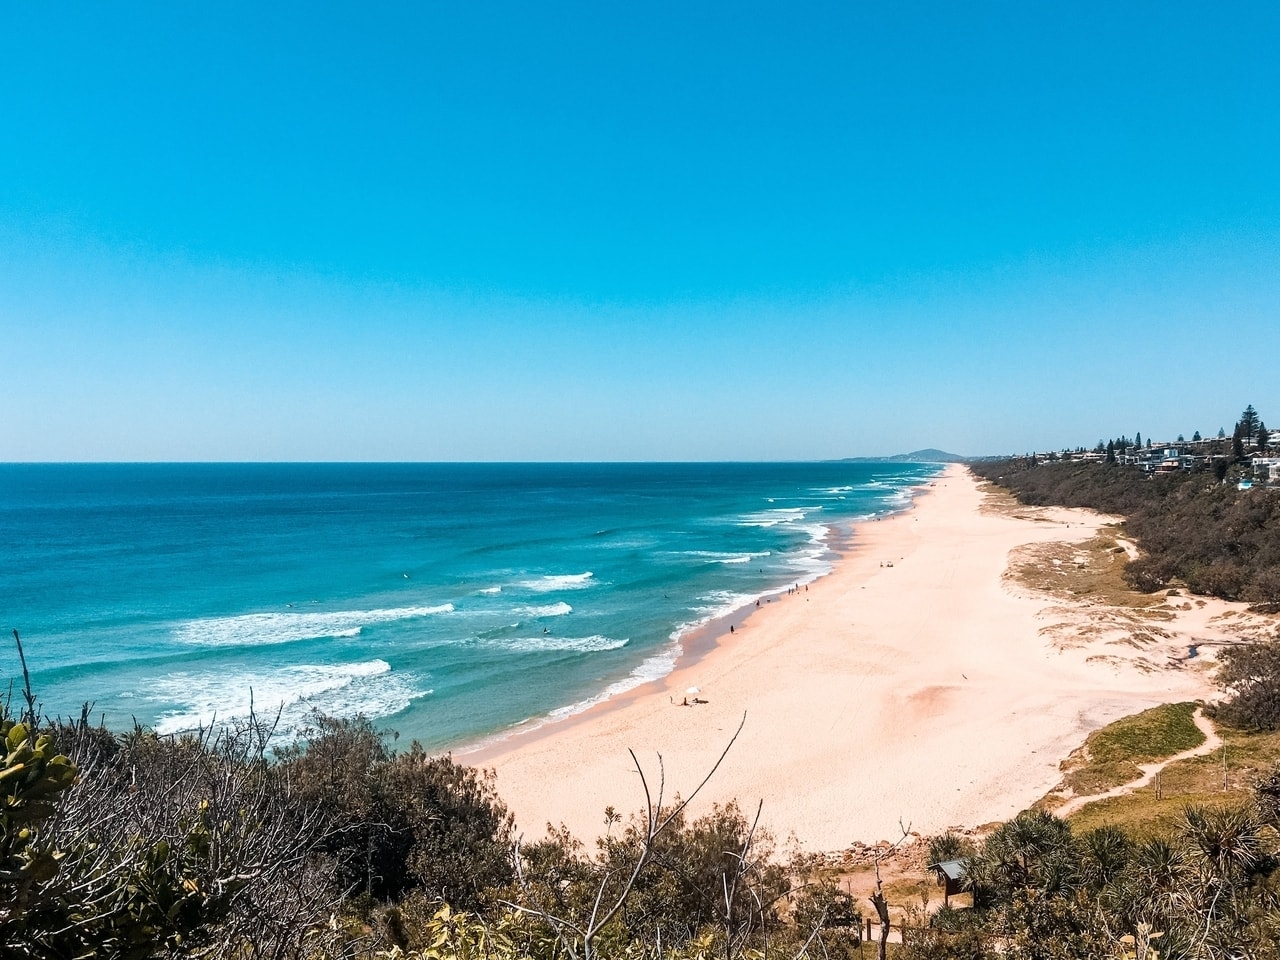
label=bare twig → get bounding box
[507,713,749,960]
[12,629,40,735]
[868,821,912,960]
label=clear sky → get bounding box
[2,3,1277,460]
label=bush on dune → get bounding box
[1,692,344,958]
[277,714,515,911]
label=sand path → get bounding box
[465,466,1219,850]
[1054,708,1223,818]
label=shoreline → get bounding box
[466,465,1222,850]
[459,473,942,762]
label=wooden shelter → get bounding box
[929,859,967,904]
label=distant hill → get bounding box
[840,449,969,463]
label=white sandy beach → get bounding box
[466,465,1227,851]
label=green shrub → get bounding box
[1209,642,1280,731]
[280,713,514,908]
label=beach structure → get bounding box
[929,859,967,905]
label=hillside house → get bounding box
[1125,446,1196,475]
[1254,457,1280,485]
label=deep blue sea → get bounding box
[1,462,940,750]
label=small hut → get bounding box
[928,859,967,905]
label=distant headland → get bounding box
[838,448,969,463]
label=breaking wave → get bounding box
[174,605,455,647]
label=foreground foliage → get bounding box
[2,635,848,959]
[2,706,345,957]
[277,713,515,910]
[11,613,1280,959]
[904,801,1280,960]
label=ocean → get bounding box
[1,462,940,751]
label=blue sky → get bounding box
[3,3,1278,460]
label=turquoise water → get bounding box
[1,462,940,750]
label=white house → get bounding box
[1255,457,1280,484]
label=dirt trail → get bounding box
[1055,708,1222,817]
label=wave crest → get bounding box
[150,659,430,736]
[516,572,594,592]
[515,601,573,618]
[497,635,628,653]
[174,604,454,647]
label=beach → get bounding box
[467,465,1222,850]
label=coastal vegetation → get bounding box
[973,405,1280,741]
[1210,642,1280,733]
[1084,703,1204,767]
[1002,531,1162,610]
[2,633,847,960]
[14,690,1280,959]
[1060,715,1280,841]
[1051,702,1206,800]
[11,619,1280,960]
[969,405,1280,609]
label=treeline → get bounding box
[1058,403,1272,463]
[968,459,1280,607]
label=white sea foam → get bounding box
[544,643,680,723]
[737,506,820,528]
[463,545,833,751]
[516,572,595,592]
[174,604,454,647]
[497,635,628,654]
[776,522,835,584]
[679,550,772,564]
[801,522,830,545]
[787,553,834,579]
[459,638,671,753]
[478,586,502,595]
[694,589,759,620]
[149,658,429,736]
[514,601,573,618]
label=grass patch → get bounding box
[1087,701,1203,763]
[1051,703,1205,804]
[1065,791,1239,840]
[976,481,1030,517]
[1061,760,1143,796]
[1065,723,1280,838]
[1005,531,1162,609]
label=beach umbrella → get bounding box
[686,686,700,695]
